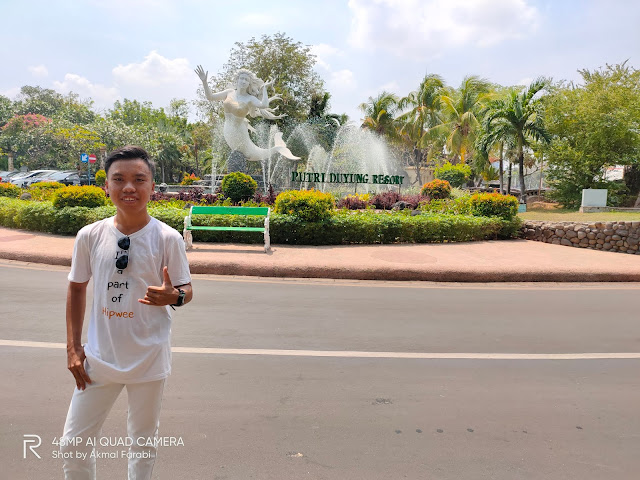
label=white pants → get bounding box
[61,371,165,480]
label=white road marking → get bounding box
[1,339,639,360]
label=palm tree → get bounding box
[359,91,399,139]
[438,76,495,164]
[396,74,446,185]
[482,78,551,200]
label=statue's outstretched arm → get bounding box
[195,65,229,102]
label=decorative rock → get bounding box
[392,201,411,210]
[521,218,640,256]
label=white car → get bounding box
[0,171,20,183]
[11,170,58,188]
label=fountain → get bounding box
[283,122,406,195]
[196,65,406,195]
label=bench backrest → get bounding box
[190,206,270,216]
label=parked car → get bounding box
[10,170,58,188]
[0,171,21,183]
[39,170,81,186]
[22,170,60,188]
[78,173,96,186]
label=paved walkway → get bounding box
[0,226,639,282]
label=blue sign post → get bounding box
[80,153,90,184]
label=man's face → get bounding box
[105,159,155,215]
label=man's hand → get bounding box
[139,266,177,306]
[67,344,91,390]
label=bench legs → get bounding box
[183,229,193,250]
[264,217,271,253]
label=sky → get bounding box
[1,0,639,123]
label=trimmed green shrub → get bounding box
[421,196,472,215]
[52,185,107,209]
[95,169,106,187]
[221,172,257,203]
[421,179,452,199]
[30,181,65,201]
[0,182,21,198]
[274,189,335,222]
[434,161,472,187]
[469,192,519,220]
[0,197,116,234]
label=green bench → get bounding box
[183,205,271,252]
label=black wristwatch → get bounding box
[172,288,186,307]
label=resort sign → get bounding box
[291,172,405,186]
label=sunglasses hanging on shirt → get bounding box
[115,236,130,271]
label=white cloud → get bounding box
[113,50,192,88]
[0,87,21,99]
[348,0,540,60]
[53,74,120,108]
[311,44,343,70]
[109,51,200,112]
[28,65,48,77]
[329,69,357,92]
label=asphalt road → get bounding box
[1,261,639,479]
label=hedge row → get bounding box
[0,197,521,244]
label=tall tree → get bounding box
[396,73,446,186]
[359,91,398,138]
[198,32,324,123]
[438,76,494,164]
[13,86,95,124]
[482,78,551,200]
[0,95,14,127]
[544,62,640,207]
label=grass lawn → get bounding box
[520,209,640,222]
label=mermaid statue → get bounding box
[195,65,299,161]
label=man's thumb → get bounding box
[163,266,172,285]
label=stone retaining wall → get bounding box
[522,220,640,254]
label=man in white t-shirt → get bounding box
[61,145,193,479]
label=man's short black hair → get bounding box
[105,145,156,177]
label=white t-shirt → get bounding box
[68,216,191,384]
